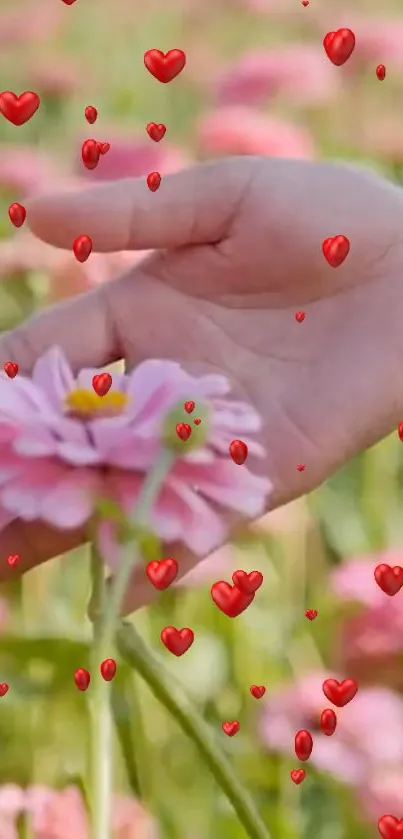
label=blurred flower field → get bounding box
[1,0,403,837]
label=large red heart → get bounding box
[160,626,194,656]
[322,678,358,707]
[0,91,40,125]
[146,558,178,590]
[378,816,403,839]
[232,569,263,595]
[211,581,254,617]
[323,29,355,66]
[144,49,186,83]
[374,564,403,596]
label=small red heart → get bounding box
[301,0,309,5]
[92,373,112,397]
[0,683,9,697]
[146,558,178,590]
[398,422,403,441]
[322,235,350,267]
[296,464,306,472]
[97,142,110,155]
[73,235,92,262]
[8,202,26,228]
[229,439,248,465]
[81,139,101,170]
[0,91,40,125]
[291,769,306,784]
[295,311,306,322]
[305,609,318,621]
[376,64,386,81]
[374,563,403,596]
[250,685,266,699]
[100,658,117,681]
[322,678,358,708]
[74,668,90,691]
[378,816,403,839]
[211,581,254,617]
[320,708,337,736]
[161,626,194,656]
[85,105,98,123]
[193,418,201,425]
[184,401,195,414]
[61,0,78,4]
[295,729,313,761]
[146,122,167,141]
[232,569,263,595]
[7,554,19,567]
[176,422,192,441]
[144,49,186,83]
[323,29,355,66]
[4,361,18,379]
[147,171,161,191]
[222,720,240,736]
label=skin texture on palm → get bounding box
[0,155,403,612]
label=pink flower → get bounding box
[330,554,403,689]
[214,47,342,108]
[0,5,64,47]
[28,58,85,98]
[0,348,270,562]
[75,134,192,182]
[0,784,158,839]
[0,148,58,197]
[356,770,403,823]
[259,671,403,785]
[196,107,316,159]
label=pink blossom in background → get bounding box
[76,135,192,182]
[28,59,85,98]
[259,671,403,786]
[357,770,403,823]
[0,784,158,839]
[197,107,316,158]
[0,5,64,47]
[0,348,270,564]
[330,555,403,689]
[0,149,59,197]
[214,47,342,108]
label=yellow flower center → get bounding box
[64,388,128,418]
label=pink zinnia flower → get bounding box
[0,348,270,562]
[0,148,58,197]
[259,671,403,786]
[197,108,316,159]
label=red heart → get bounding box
[211,581,254,617]
[222,721,240,736]
[376,64,386,81]
[7,554,19,567]
[100,658,117,681]
[184,400,195,414]
[0,683,9,697]
[81,139,101,170]
[229,439,248,465]
[92,373,112,397]
[73,235,92,263]
[250,685,266,699]
[398,422,403,441]
[146,558,178,590]
[161,626,194,656]
[320,708,337,736]
[176,422,192,441]
[8,202,26,228]
[322,235,350,267]
[232,569,263,595]
[97,142,110,155]
[85,105,98,123]
[378,816,403,839]
[4,361,18,379]
[297,464,306,472]
[291,769,306,784]
[305,609,318,621]
[0,91,40,125]
[146,122,167,142]
[74,668,90,691]
[144,49,186,83]
[323,29,355,66]
[322,678,358,707]
[295,729,313,761]
[193,418,201,425]
[374,564,403,596]
[295,311,305,323]
[147,171,161,191]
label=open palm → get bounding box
[1,155,403,604]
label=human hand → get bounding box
[1,155,403,609]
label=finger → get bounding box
[26,158,252,253]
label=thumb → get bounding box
[27,157,251,253]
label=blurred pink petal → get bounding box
[214,47,342,107]
[197,107,316,158]
[260,671,403,785]
[75,133,193,181]
[357,771,403,823]
[0,5,64,46]
[29,59,85,98]
[0,148,59,196]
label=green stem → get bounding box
[89,543,113,839]
[116,621,272,839]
